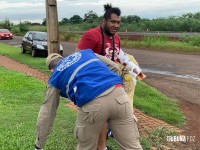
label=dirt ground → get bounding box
[144,73,200,149]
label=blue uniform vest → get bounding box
[48,49,123,107]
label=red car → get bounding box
[0,29,13,40]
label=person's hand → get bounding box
[137,72,147,80]
[125,60,141,76]
[129,69,146,80]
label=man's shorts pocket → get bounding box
[80,104,102,123]
[115,94,132,118]
[74,125,85,142]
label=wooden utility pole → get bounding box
[45,0,60,55]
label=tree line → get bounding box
[1,10,200,32]
[56,10,200,32]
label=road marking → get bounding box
[143,68,200,82]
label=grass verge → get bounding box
[121,40,200,54]
[135,81,184,127]
[0,43,48,73]
[0,43,185,126]
[0,67,77,149]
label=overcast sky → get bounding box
[1,0,200,23]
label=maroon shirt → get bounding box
[77,26,121,62]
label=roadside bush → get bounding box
[0,19,13,30]
[140,127,177,149]
[143,35,168,44]
[120,23,142,32]
[143,36,157,46]
[181,34,191,43]
[81,22,99,30]
[62,33,81,42]
[63,33,74,41]
[11,26,21,36]
[158,35,168,42]
[29,25,46,32]
[190,36,200,47]
[19,23,29,34]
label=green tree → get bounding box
[0,18,13,30]
[60,18,69,25]
[127,15,141,23]
[83,10,98,23]
[42,18,46,26]
[19,21,29,33]
[69,15,83,24]
[182,13,194,18]
[194,12,200,19]
[121,16,127,23]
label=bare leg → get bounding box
[97,122,108,150]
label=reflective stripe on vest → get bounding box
[66,58,100,97]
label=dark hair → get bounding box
[103,3,121,20]
[49,57,61,70]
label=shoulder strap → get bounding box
[112,36,115,61]
[100,25,104,56]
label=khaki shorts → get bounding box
[75,86,142,150]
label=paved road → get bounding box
[1,36,200,105]
[0,36,22,47]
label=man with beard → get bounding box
[76,3,145,150]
